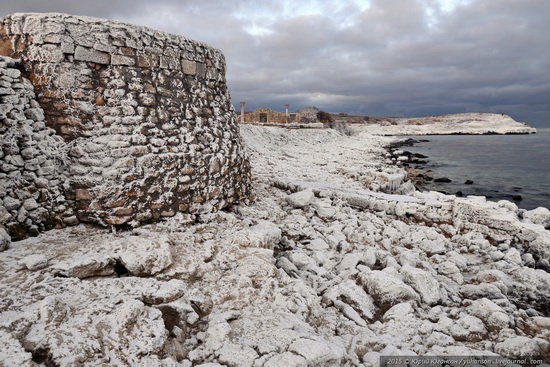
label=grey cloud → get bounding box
[1,0,549,125]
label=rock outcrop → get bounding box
[0,13,251,242]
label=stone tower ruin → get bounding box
[0,13,252,240]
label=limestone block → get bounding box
[74,46,110,64]
[61,42,75,54]
[111,54,135,66]
[27,44,65,63]
[137,53,159,68]
[182,59,196,75]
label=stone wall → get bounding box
[0,13,252,242]
[0,56,74,241]
[243,108,290,124]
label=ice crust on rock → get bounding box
[1,118,550,364]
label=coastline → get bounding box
[1,124,550,365]
[359,113,537,136]
[385,131,549,211]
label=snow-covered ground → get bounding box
[1,125,550,366]
[362,113,537,135]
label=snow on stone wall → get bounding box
[0,56,74,241]
[0,13,251,241]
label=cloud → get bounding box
[1,0,549,125]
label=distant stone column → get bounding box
[240,101,246,124]
[285,104,289,124]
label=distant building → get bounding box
[238,103,297,124]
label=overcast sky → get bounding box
[2,0,549,126]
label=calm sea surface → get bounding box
[405,128,550,210]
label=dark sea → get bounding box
[404,128,550,210]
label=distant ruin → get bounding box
[0,13,252,241]
[239,102,297,125]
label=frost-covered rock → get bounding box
[495,336,550,359]
[18,254,49,271]
[460,283,505,300]
[358,269,420,308]
[116,237,174,276]
[466,298,505,323]
[0,122,549,365]
[0,225,10,251]
[52,235,174,278]
[287,189,315,208]
[449,314,488,342]
[523,207,550,228]
[0,330,32,365]
[233,221,282,249]
[288,337,346,366]
[323,279,376,324]
[401,265,442,305]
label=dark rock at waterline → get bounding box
[410,159,428,165]
[465,180,474,185]
[512,195,523,201]
[456,191,464,197]
[413,153,428,159]
[434,177,452,183]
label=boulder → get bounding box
[18,254,49,271]
[460,284,505,300]
[358,270,419,308]
[233,221,282,249]
[286,190,315,208]
[288,337,346,366]
[401,265,442,305]
[449,314,487,342]
[495,336,550,359]
[523,207,550,228]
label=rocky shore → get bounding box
[1,124,549,366]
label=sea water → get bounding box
[405,128,550,210]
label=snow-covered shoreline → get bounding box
[359,113,537,135]
[1,125,549,366]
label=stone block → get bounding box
[111,54,136,66]
[74,46,110,64]
[24,108,44,121]
[61,42,75,54]
[28,44,65,63]
[181,59,196,75]
[137,54,159,68]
